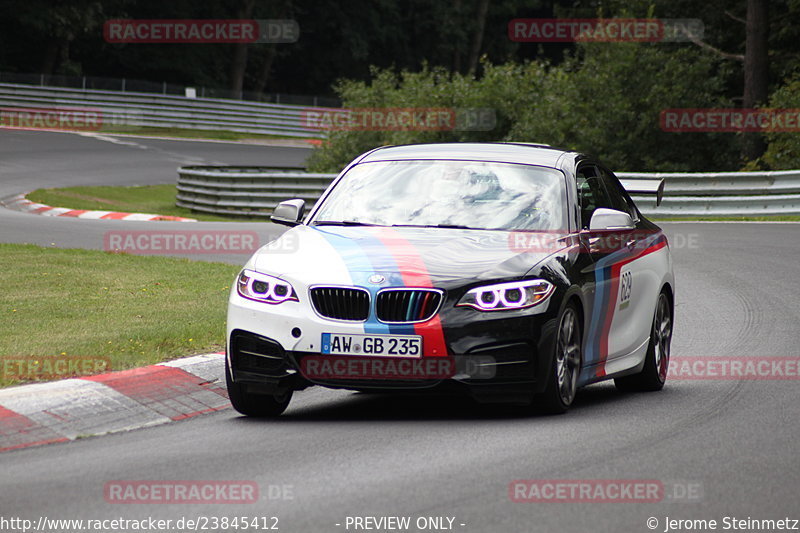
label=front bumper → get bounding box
[226,287,560,402]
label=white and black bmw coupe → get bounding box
[226,143,674,416]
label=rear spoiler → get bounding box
[619,179,665,207]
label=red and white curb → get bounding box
[0,352,227,453]
[1,193,196,222]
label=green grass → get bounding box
[26,184,247,222]
[0,244,240,387]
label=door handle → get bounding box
[626,239,636,249]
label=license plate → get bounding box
[321,333,422,358]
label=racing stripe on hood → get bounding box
[312,226,449,357]
[584,233,668,379]
[312,227,391,335]
[370,227,449,357]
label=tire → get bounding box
[615,290,672,392]
[535,302,582,414]
[225,358,292,417]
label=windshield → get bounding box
[311,160,566,231]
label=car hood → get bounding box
[252,225,571,287]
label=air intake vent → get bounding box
[310,287,370,321]
[230,331,286,375]
[376,289,443,323]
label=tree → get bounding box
[677,0,769,160]
[229,0,255,97]
[742,0,769,159]
[251,0,294,96]
[5,0,109,75]
[467,0,490,74]
[761,77,800,169]
[508,42,738,172]
[307,45,739,173]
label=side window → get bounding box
[576,165,612,229]
[598,167,637,220]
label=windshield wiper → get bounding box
[312,220,382,227]
[391,223,483,230]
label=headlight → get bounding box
[456,280,554,311]
[237,269,298,304]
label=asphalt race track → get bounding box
[1,129,799,532]
[0,129,308,262]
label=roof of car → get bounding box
[357,142,574,168]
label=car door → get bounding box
[597,166,662,363]
[576,163,638,377]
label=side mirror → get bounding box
[589,208,634,231]
[271,199,305,227]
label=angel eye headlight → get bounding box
[457,280,554,311]
[237,269,298,304]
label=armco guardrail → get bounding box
[178,167,800,218]
[0,71,342,106]
[619,170,800,216]
[0,83,332,138]
[177,167,335,216]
